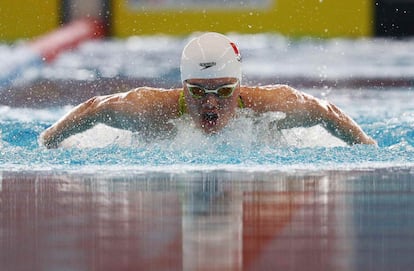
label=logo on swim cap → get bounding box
[180,32,242,83]
[199,62,217,70]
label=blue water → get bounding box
[0,88,413,172]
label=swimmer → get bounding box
[40,32,377,148]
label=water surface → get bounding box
[1,169,414,271]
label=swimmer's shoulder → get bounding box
[240,84,297,94]
[240,84,298,110]
[103,87,183,117]
[100,87,183,113]
[124,87,183,103]
[129,86,182,95]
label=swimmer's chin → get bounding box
[200,124,220,134]
[200,120,225,134]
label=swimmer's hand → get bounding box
[361,136,377,146]
[39,128,60,149]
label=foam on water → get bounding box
[59,110,345,149]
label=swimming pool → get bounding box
[1,34,414,270]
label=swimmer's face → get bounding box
[183,77,240,134]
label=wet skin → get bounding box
[40,78,377,148]
[183,77,240,134]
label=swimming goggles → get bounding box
[184,80,239,99]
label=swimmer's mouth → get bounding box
[202,112,219,122]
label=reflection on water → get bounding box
[1,169,414,271]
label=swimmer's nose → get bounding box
[202,94,220,109]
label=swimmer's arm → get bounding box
[241,85,377,145]
[312,101,377,145]
[40,88,181,148]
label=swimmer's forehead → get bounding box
[185,77,238,86]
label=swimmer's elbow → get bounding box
[84,96,104,111]
[79,96,110,123]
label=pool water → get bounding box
[1,88,413,171]
[1,169,414,271]
[1,34,414,270]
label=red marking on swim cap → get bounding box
[230,42,239,55]
[230,42,241,61]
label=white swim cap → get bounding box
[180,32,242,83]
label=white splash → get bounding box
[60,109,346,149]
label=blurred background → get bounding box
[2,0,414,41]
